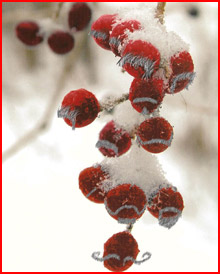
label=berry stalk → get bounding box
[100,93,129,112]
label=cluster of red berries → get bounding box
[78,165,184,227]
[78,164,183,271]
[57,8,196,273]
[91,13,195,94]
[15,3,91,54]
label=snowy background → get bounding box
[2,2,218,272]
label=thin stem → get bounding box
[126,224,134,233]
[155,2,166,24]
[52,2,64,20]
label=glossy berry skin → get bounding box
[119,40,160,79]
[68,2,92,31]
[15,21,43,46]
[104,184,147,224]
[79,165,109,203]
[166,51,195,94]
[96,120,131,157]
[136,117,173,153]
[109,20,141,56]
[91,14,117,50]
[59,89,100,129]
[147,187,184,228]
[103,231,139,272]
[48,31,74,54]
[129,78,164,115]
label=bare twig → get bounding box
[2,48,80,162]
[2,3,87,162]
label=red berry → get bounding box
[78,165,109,203]
[103,231,139,272]
[147,186,184,228]
[166,51,195,94]
[48,31,74,54]
[90,14,117,50]
[15,21,43,46]
[136,117,173,153]
[118,40,160,79]
[129,78,164,115]
[104,184,147,224]
[103,232,139,272]
[96,120,131,157]
[109,20,141,56]
[58,89,100,129]
[92,231,151,271]
[68,3,92,31]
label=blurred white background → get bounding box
[2,2,218,272]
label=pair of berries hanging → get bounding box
[15,2,91,54]
[96,116,173,156]
[57,3,195,272]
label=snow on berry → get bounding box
[125,17,189,61]
[78,165,110,203]
[101,142,171,198]
[96,120,132,157]
[68,2,92,31]
[58,89,100,129]
[109,100,145,135]
[104,184,147,224]
[166,51,196,94]
[90,14,118,50]
[147,186,184,229]
[92,231,151,272]
[109,20,141,56]
[15,21,44,46]
[129,78,164,115]
[118,39,161,80]
[48,31,74,54]
[136,117,173,153]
